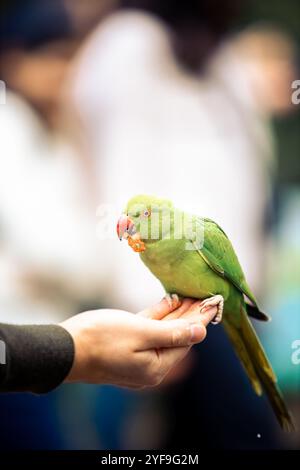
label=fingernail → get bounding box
[189,324,204,343]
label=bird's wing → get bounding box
[191,216,258,307]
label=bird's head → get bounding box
[117,194,174,252]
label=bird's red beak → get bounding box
[117,214,146,252]
[117,214,135,240]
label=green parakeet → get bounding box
[117,194,295,432]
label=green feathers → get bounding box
[124,194,295,431]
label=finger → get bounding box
[200,305,218,326]
[166,300,218,326]
[138,318,206,349]
[138,296,182,319]
[162,298,196,320]
[177,300,218,326]
[168,299,203,322]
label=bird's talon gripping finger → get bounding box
[211,313,223,325]
[199,295,224,325]
[164,293,180,309]
[199,305,210,313]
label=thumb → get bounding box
[138,296,181,319]
[139,318,206,350]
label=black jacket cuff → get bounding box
[0,323,74,394]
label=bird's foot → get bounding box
[199,295,224,324]
[164,293,181,309]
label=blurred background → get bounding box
[0,0,299,450]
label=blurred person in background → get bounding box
[0,0,298,452]
[69,0,298,449]
[0,0,117,324]
[0,0,118,449]
[70,5,295,308]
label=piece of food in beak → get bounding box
[128,233,146,253]
[116,214,146,252]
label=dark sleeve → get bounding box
[0,323,74,394]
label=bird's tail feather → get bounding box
[245,303,270,322]
[223,306,296,432]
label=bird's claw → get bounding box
[164,293,181,309]
[199,295,224,324]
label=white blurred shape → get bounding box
[69,12,276,310]
[0,93,109,322]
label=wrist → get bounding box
[59,322,86,383]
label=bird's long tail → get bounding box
[223,305,295,432]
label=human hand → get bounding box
[139,296,218,325]
[139,296,218,386]
[61,297,217,389]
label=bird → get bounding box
[117,194,295,432]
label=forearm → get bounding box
[0,323,74,393]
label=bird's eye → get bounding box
[143,209,151,218]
